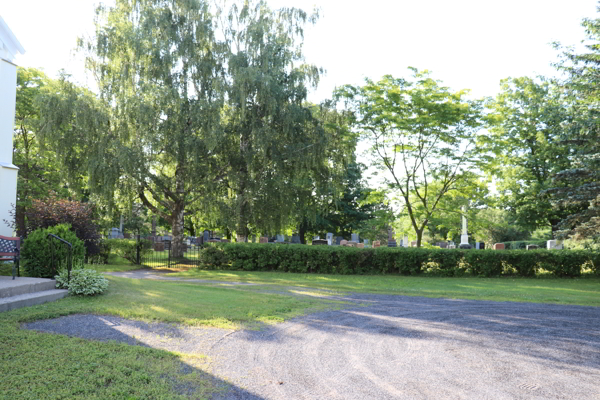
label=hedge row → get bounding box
[198,243,600,278]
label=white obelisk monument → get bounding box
[0,17,25,236]
[460,205,469,246]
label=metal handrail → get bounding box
[48,234,73,283]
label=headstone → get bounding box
[335,236,342,245]
[526,244,539,250]
[479,242,485,250]
[326,232,334,245]
[388,240,397,248]
[373,241,381,248]
[448,244,456,249]
[221,239,231,243]
[276,234,285,243]
[259,237,269,244]
[109,228,120,239]
[547,240,563,250]
[438,242,448,249]
[203,230,210,243]
[363,239,369,245]
[403,236,409,248]
[357,243,365,249]
[411,241,418,247]
[291,234,301,244]
[493,243,505,250]
[459,243,472,249]
[312,239,328,246]
[163,235,171,241]
[387,229,395,241]
[460,205,469,247]
[340,240,348,246]
[351,233,359,242]
[153,243,164,252]
[237,235,247,243]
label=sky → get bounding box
[2,0,598,103]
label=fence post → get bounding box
[67,246,72,284]
[168,241,171,268]
[136,235,141,265]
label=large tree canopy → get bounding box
[338,69,484,246]
[546,9,600,240]
[215,0,332,240]
[75,0,224,257]
[483,76,575,235]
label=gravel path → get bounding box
[24,273,600,400]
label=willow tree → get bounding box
[215,0,329,240]
[78,0,224,257]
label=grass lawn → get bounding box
[0,276,337,400]
[2,259,599,399]
[169,268,600,307]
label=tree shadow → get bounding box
[23,314,265,400]
[273,293,600,371]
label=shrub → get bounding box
[55,268,108,296]
[21,224,86,278]
[106,239,152,264]
[25,195,103,258]
[194,243,597,278]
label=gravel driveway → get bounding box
[24,277,600,399]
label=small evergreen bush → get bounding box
[55,268,108,296]
[21,224,85,278]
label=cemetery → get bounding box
[1,2,600,400]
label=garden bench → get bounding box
[0,235,21,280]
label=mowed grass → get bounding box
[169,269,600,307]
[0,276,337,400]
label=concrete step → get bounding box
[0,278,57,298]
[0,289,68,312]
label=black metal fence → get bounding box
[139,240,203,269]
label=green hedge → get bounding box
[197,243,600,278]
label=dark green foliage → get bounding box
[106,239,152,265]
[195,244,597,278]
[21,224,86,278]
[25,195,103,257]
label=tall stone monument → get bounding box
[0,17,25,237]
[459,205,472,249]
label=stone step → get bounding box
[0,278,57,298]
[0,289,68,312]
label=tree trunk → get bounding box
[298,217,308,245]
[15,204,26,238]
[416,228,424,248]
[171,165,186,258]
[171,200,185,258]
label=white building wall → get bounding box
[0,17,24,237]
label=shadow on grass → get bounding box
[23,314,265,400]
